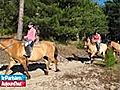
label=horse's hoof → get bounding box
[27,76,31,80]
[91,60,94,64]
[44,69,48,75]
[85,60,92,64]
[44,71,48,75]
[55,69,60,72]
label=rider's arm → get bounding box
[24,28,36,41]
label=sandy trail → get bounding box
[0,45,119,90]
[0,60,119,90]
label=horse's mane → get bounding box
[83,36,93,44]
[0,37,23,44]
[0,37,13,39]
[83,37,87,41]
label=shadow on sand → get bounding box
[0,63,47,75]
[65,54,104,64]
[65,54,90,63]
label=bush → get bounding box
[0,28,13,35]
[105,48,116,67]
[75,41,84,49]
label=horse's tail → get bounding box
[54,46,58,60]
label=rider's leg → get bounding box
[96,41,100,51]
[24,41,33,58]
[25,45,31,57]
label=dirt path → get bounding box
[0,44,119,90]
[0,61,119,90]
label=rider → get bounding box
[33,25,40,44]
[24,22,37,58]
[91,31,102,52]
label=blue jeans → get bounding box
[24,40,34,57]
[96,41,101,51]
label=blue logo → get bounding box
[0,75,26,81]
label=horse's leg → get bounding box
[5,57,16,74]
[46,60,51,70]
[54,59,59,72]
[91,52,96,58]
[113,51,116,58]
[43,58,49,75]
[50,56,59,72]
[19,58,30,79]
[44,56,51,70]
[102,51,105,58]
[47,56,59,72]
[90,52,96,63]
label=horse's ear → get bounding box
[82,37,86,41]
[87,37,90,41]
[107,39,111,44]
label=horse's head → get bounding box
[109,41,120,49]
[107,40,112,47]
[83,37,91,49]
[84,42,88,49]
[83,37,97,52]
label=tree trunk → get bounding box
[76,32,80,42]
[17,0,24,40]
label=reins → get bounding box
[0,43,15,51]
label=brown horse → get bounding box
[109,41,120,56]
[0,38,59,79]
[84,37,107,61]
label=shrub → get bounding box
[0,28,13,35]
[105,48,116,67]
[76,41,84,49]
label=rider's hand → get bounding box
[24,36,28,41]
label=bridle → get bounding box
[0,39,15,51]
[0,43,15,51]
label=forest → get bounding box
[0,0,120,42]
[0,1,120,89]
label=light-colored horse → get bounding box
[84,37,107,61]
[0,38,59,79]
[109,41,120,56]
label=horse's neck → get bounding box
[111,42,120,49]
[88,41,96,46]
[0,39,14,49]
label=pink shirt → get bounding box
[92,33,101,42]
[24,27,36,41]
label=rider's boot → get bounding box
[96,43,100,54]
[24,45,31,58]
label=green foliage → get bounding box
[105,48,116,67]
[0,28,13,35]
[0,0,18,34]
[23,0,108,41]
[1,0,108,42]
[76,41,84,49]
[104,0,120,40]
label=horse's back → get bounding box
[9,39,56,60]
[28,40,56,61]
[101,43,107,47]
[100,43,107,51]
